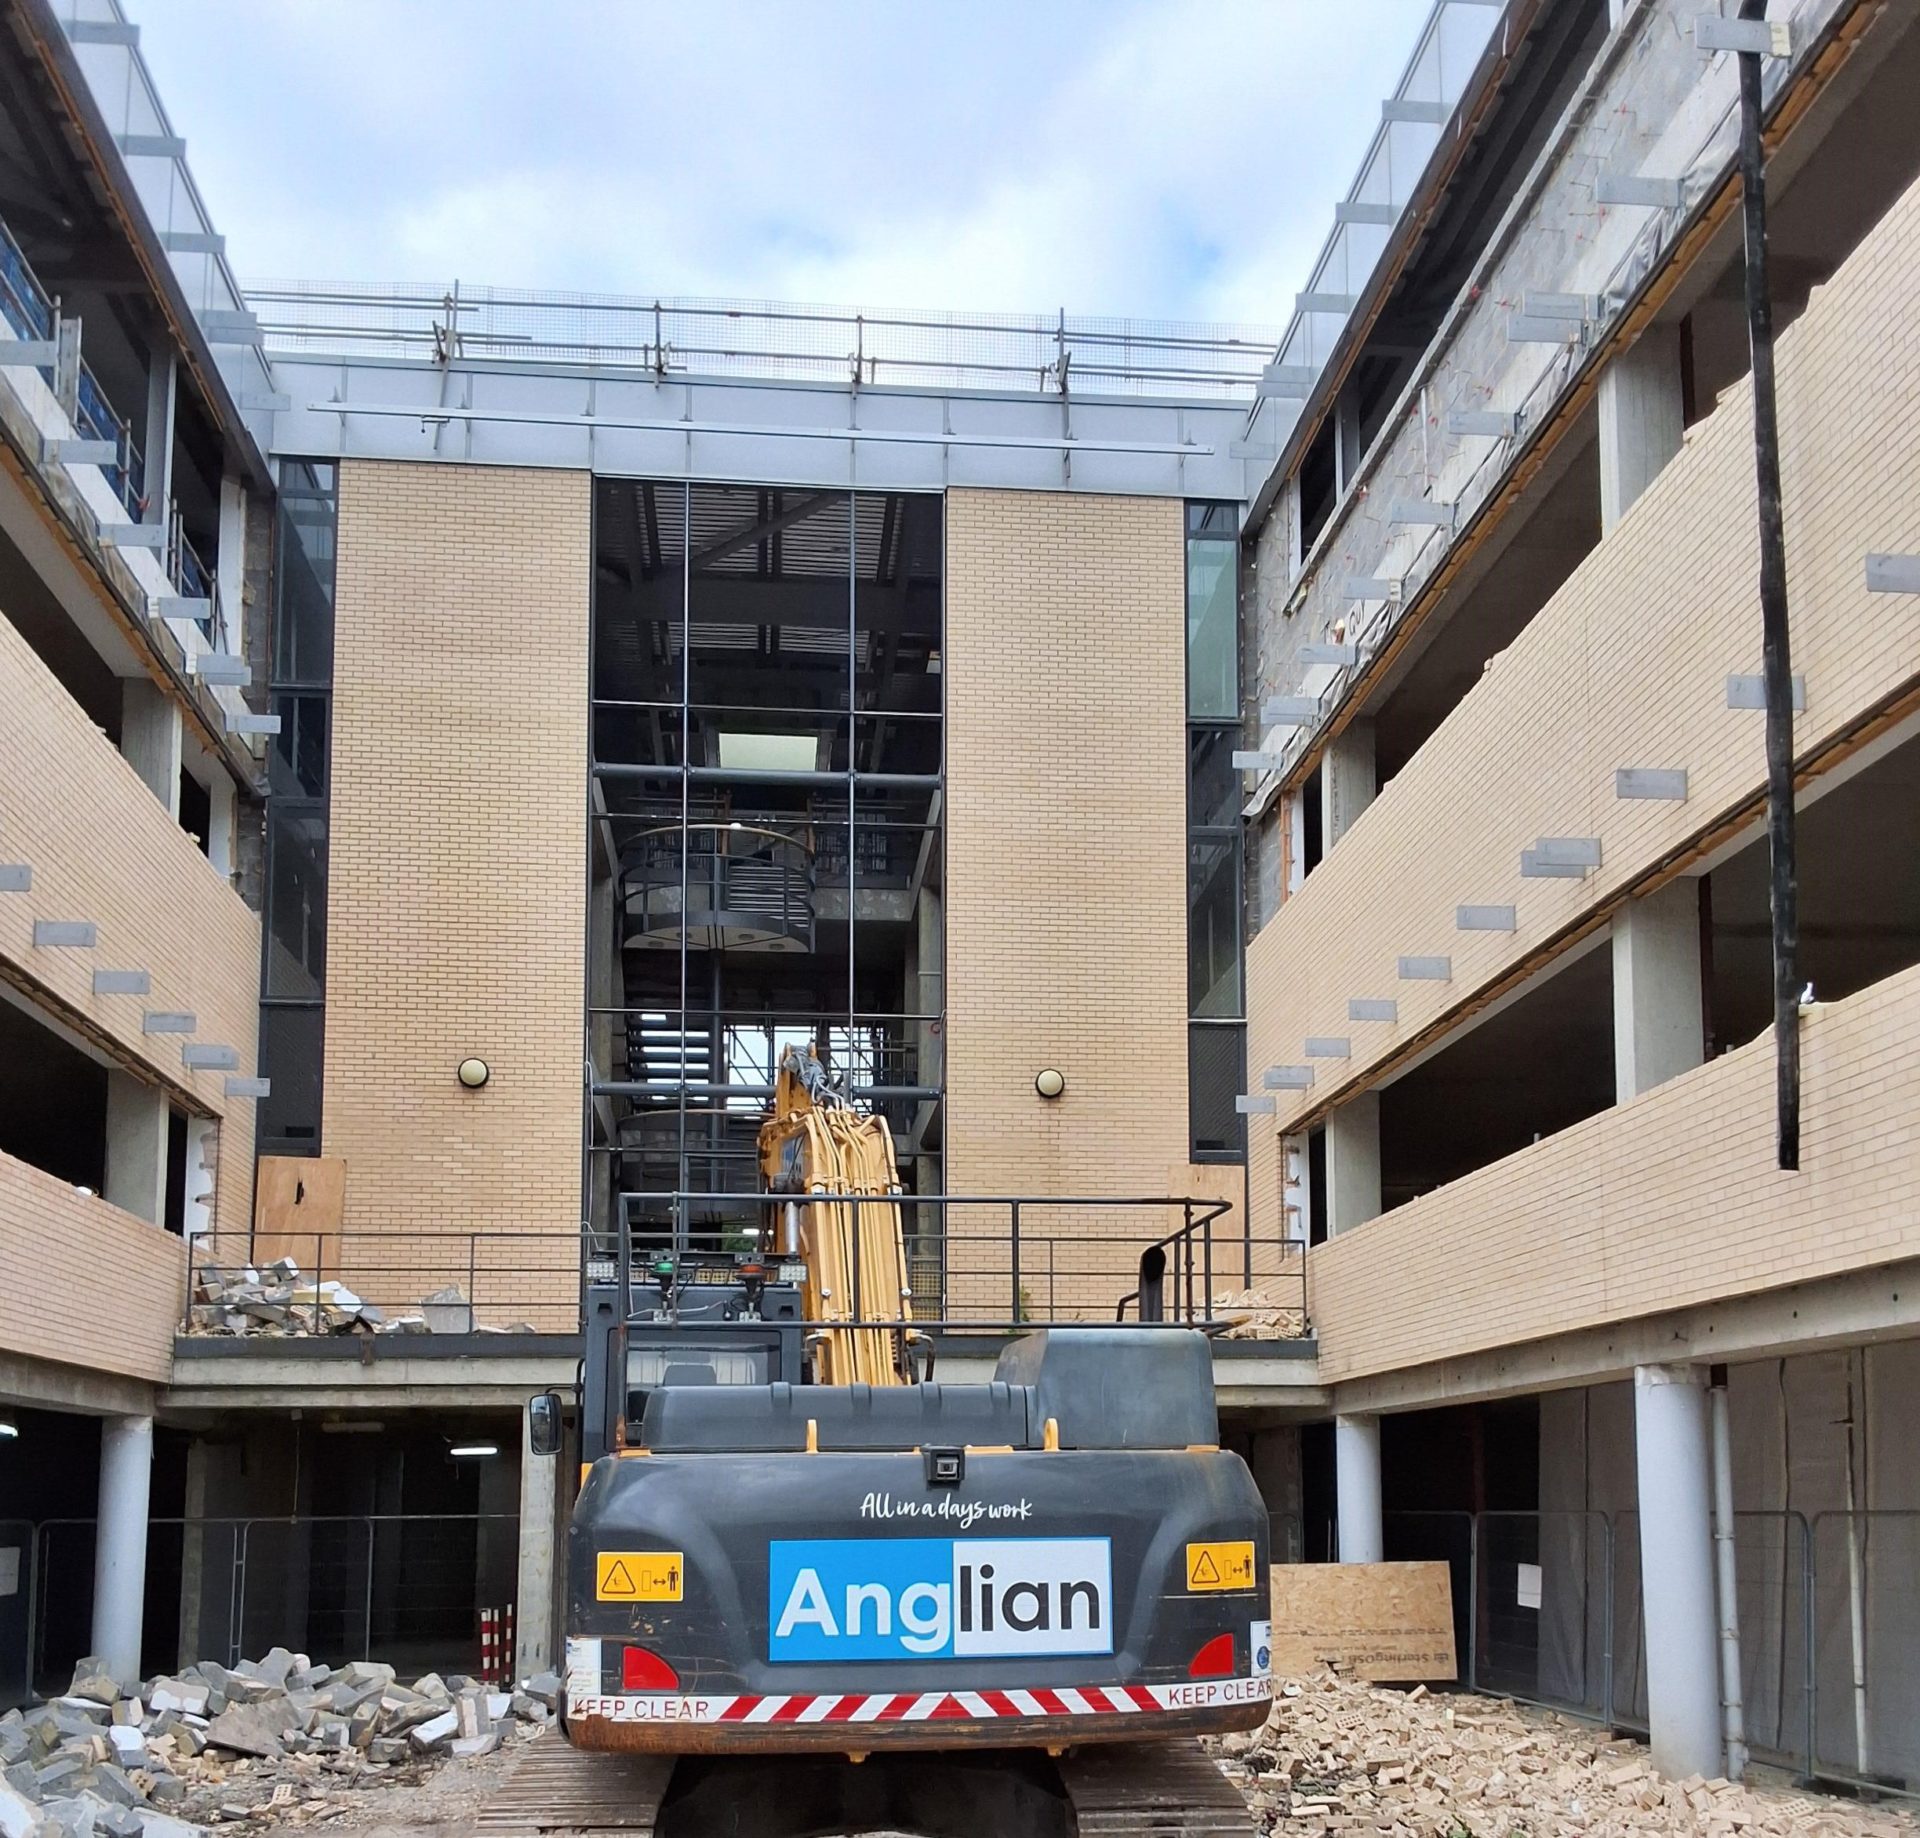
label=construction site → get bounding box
[2,0,1919,1830]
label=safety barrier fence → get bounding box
[187,1199,1305,1342]
[1383,1508,1919,1796]
[603,1192,1308,1336]
[5,1514,519,1707]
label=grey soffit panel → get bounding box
[1304,1037,1351,1060]
[33,920,95,947]
[144,1012,197,1034]
[225,1076,272,1099]
[1596,172,1684,209]
[1616,768,1688,801]
[1300,642,1359,667]
[1236,1094,1277,1115]
[1263,1066,1315,1092]
[1348,999,1398,1023]
[1532,837,1601,868]
[1398,956,1451,981]
[1456,905,1517,932]
[1864,554,1920,594]
[0,864,29,892]
[1521,852,1587,879]
[92,969,151,996]
[182,1043,240,1071]
[1725,674,1806,711]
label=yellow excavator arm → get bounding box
[756,1045,920,1385]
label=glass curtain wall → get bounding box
[1186,501,1245,1160]
[588,482,945,1253]
[257,461,336,1156]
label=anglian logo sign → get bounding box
[768,1537,1113,1663]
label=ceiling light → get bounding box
[449,1442,499,1459]
[0,1420,18,1440]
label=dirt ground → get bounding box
[250,1680,1919,1838]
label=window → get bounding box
[258,462,336,1156]
[1185,503,1245,1161]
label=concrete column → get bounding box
[120,680,183,817]
[93,1414,154,1684]
[1321,721,1376,848]
[142,350,176,525]
[105,1072,169,1225]
[515,1399,562,1681]
[1612,878,1705,1101]
[1334,1412,1384,1563]
[1598,325,1684,533]
[1325,1092,1381,1235]
[1633,1365,1723,1779]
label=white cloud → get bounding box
[133,0,1437,326]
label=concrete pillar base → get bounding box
[1633,1364,1723,1779]
[1334,1412,1384,1564]
[93,1415,154,1685]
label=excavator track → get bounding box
[476,1733,672,1838]
[478,1731,1252,1838]
[1058,1740,1256,1836]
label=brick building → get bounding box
[3,0,1919,1794]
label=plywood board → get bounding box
[1269,1560,1458,1681]
[251,1155,348,1272]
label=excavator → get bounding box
[531,1046,1271,1836]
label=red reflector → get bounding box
[621,1645,680,1691]
[1188,1632,1236,1679]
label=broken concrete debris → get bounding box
[0,1654,563,1838]
[185,1263,540,1339]
[1212,1670,1917,1837]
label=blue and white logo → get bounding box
[769,1537,1113,1663]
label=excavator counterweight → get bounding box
[555,1045,1269,1831]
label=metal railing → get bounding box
[1385,1506,1920,1797]
[0,213,144,517]
[244,281,1280,400]
[620,821,815,953]
[602,1191,1305,1336]
[14,1514,519,1701]
[185,1230,581,1336]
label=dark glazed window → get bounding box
[1185,502,1245,1161]
[258,462,336,1156]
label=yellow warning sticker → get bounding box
[1185,1540,1257,1592]
[595,1551,685,1602]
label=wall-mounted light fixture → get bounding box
[457,1058,491,1090]
[449,1442,500,1459]
[1034,1068,1066,1100]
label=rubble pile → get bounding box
[1212,1287,1308,1340]
[0,1650,560,1838]
[184,1264,533,1339]
[1214,1671,1917,1837]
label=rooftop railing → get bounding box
[244,281,1282,401]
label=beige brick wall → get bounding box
[322,462,588,1327]
[1246,162,1920,1237]
[943,489,1239,1319]
[0,608,260,1237]
[1309,962,1920,1384]
[0,1149,186,1383]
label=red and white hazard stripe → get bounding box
[566,1671,1270,1727]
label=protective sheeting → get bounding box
[1534,1341,1920,1787]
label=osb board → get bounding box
[252,1155,347,1268]
[1270,1561,1457,1682]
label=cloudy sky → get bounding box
[133,1,1436,330]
